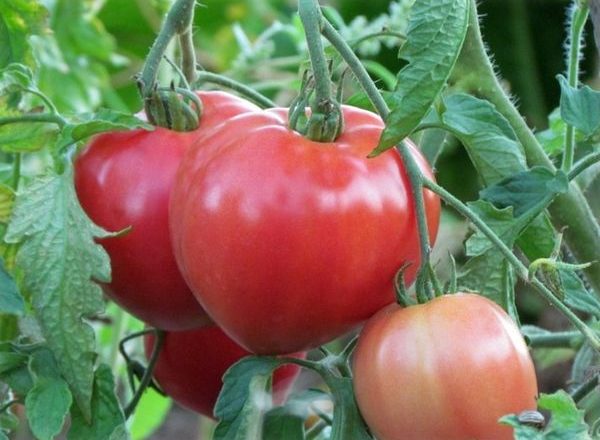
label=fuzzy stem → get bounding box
[195,71,276,108]
[562,2,590,172]
[423,178,600,353]
[526,330,583,349]
[569,151,600,181]
[455,0,600,294]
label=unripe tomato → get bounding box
[75,91,259,330]
[144,325,305,417]
[352,293,538,440]
[170,106,440,353]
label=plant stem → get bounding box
[0,113,66,127]
[124,329,165,419]
[569,151,600,181]
[195,71,276,108]
[321,16,433,301]
[11,154,21,191]
[423,178,600,353]
[298,0,341,141]
[179,28,197,85]
[456,0,600,294]
[571,374,599,403]
[562,1,590,172]
[108,307,129,372]
[526,330,583,348]
[139,0,196,96]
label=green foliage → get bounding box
[4,166,113,421]
[25,349,72,440]
[502,391,592,439]
[0,0,48,68]
[0,257,23,315]
[558,75,600,141]
[375,0,469,153]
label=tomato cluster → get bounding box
[75,89,538,436]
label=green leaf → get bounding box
[560,270,600,318]
[571,343,596,386]
[68,364,128,440]
[535,108,586,157]
[502,391,592,439]
[0,120,59,152]
[0,63,35,93]
[374,0,469,153]
[0,256,23,315]
[5,166,112,421]
[480,167,569,217]
[214,356,290,440]
[0,350,27,374]
[57,109,151,150]
[25,349,72,440]
[130,387,171,440]
[0,0,48,67]
[264,389,332,440]
[422,93,526,184]
[558,75,600,140]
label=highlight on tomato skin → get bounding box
[74,91,260,331]
[169,104,441,355]
[352,293,539,440]
[144,325,306,418]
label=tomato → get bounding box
[144,325,305,417]
[75,91,259,330]
[352,293,538,440]
[170,105,440,353]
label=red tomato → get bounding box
[144,325,305,417]
[75,91,259,330]
[170,105,440,353]
[352,293,539,440]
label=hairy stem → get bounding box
[195,71,276,108]
[563,1,590,171]
[455,0,600,294]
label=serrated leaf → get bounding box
[57,109,152,150]
[502,391,592,439]
[0,1,48,67]
[561,270,600,318]
[558,75,600,140]
[374,0,469,153]
[0,256,23,315]
[26,349,72,440]
[214,356,285,440]
[481,167,569,217]
[4,166,113,421]
[422,93,526,184]
[68,364,128,440]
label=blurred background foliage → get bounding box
[3,0,599,438]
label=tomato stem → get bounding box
[320,16,437,304]
[0,113,66,128]
[298,0,342,142]
[455,0,600,294]
[179,28,197,85]
[562,1,590,172]
[571,373,599,403]
[123,328,166,419]
[194,70,276,108]
[568,151,600,181]
[422,178,600,353]
[526,330,583,349]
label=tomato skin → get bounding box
[144,326,305,417]
[170,105,440,353]
[352,293,538,440]
[74,91,259,330]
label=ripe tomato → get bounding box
[75,91,259,330]
[170,105,440,353]
[144,325,305,417]
[352,293,538,440]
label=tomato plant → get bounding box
[144,326,305,417]
[170,105,440,354]
[74,91,259,330]
[352,293,539,440]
